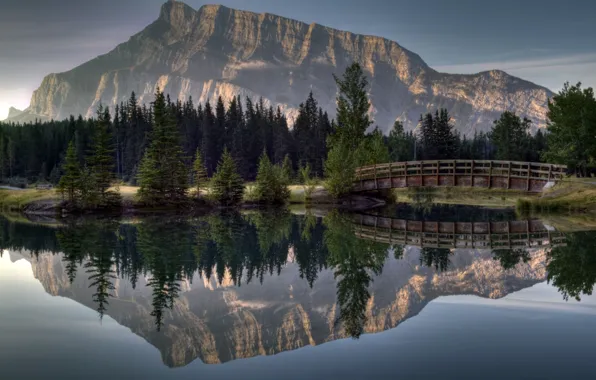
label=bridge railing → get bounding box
[355,160,567,184]
[352,215,566,249]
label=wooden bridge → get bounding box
[354,160,567,193]
[352,214,565,250]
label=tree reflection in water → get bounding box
[0,213,594,336]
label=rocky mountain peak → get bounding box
[6,107,23,120]
[159,0,197,23]
[11,1,554,135]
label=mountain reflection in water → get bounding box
[1,205,595,367]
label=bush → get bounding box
[324,143,356,198]
[210,149,244,207]
[299,164,318,201]
[255,151,290,204]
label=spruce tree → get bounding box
[88,105,121,208]
[210,148,244,207]
[281,154,293,184]
[193,148,208,196]
[137,88,188,206]
[58,140,81,204]
[325,62,372,197]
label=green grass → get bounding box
[393,186,529,208]
[0,189,59,211]
[516,180,596,215]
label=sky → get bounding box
[1,0,595,120]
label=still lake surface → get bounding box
[1,205,596,379]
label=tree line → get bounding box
[0,64,593,203]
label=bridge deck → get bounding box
[354,160,567,192]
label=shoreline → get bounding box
[3,180,596,220]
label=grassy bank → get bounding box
[516,180,596,214]
[0,189,60,212]
[0,183,335,215]
[393,186,531,208]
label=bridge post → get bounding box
[548,164,552,181]
[471,160,475,188]
[404,161,407,187]
[488,221,492,249]
[507,221,511,249]
[507,162,511,189]
[436,161,440,186]
[526,220,531,247]
[526,163,531,191]
[389,162,393,187]
[488,161,493,189]
[453,160,456,186]
[374,165,378,190]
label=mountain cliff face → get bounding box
[12,1,552,135]
[12,246,547,367]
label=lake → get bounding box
[1,205,596,380]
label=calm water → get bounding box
[1,206,596,380]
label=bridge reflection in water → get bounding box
[353,214,565,249]
[354,160,567,193]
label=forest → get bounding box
[0,64,593,200]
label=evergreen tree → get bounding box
[254,150,290,204]
[137,88,188,206]
[210,149,244,207]
[490,111,531,161]
[193,148,208,196]
[201,101,216,175]
[357,128,390,165]
[281,154,293,184]
[543,82,596,176]
[58,140,81,204]
[87,105,121,208]
[419,109,457,160]
[325,63,372,198]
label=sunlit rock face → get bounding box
[14,2,551,135]
[11,247,546,367]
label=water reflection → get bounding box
[0,206,594,367]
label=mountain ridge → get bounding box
[9,1,553,135]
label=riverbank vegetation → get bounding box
[0,64,594,214]
[516,180,596,214]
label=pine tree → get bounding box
[193,148,208,196]
[137,88,188,206]
[58,140,81,204]
[281,154,293,184]
[201,101,216,175]
[325,62,372,197]
[210,148,244,207]
[87,105,121,208]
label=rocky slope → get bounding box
[10,1,552,135]
[11,246,547,367]
[4,107,23,121]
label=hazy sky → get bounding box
[1,0,595,120]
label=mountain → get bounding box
[3,107,23,121]
[10,246,547,367]
[10,1,553,135]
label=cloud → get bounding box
[434,53,596,91]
